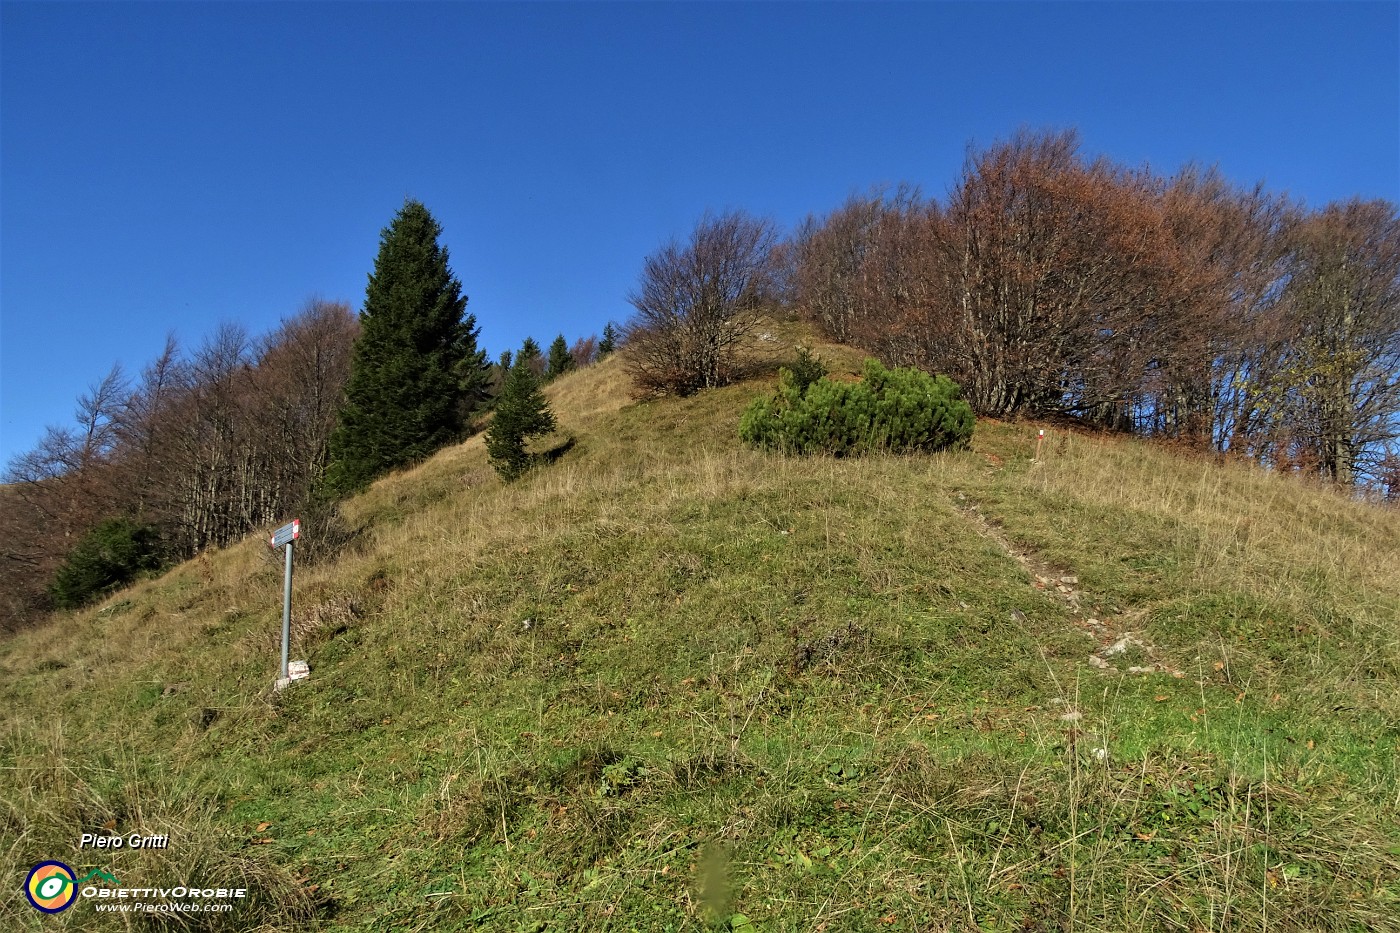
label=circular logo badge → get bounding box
[25,861,77,913]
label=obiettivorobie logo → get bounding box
[24,858,247,916]
[24,861,79,913]
[24,864,122,913]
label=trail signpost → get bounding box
[269,520,307,690]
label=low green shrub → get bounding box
[50,518,163,609]
[740,358,974,456]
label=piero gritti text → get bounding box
[79,832,170,850]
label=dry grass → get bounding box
[1029,428,1399,602]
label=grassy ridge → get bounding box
[3,340,1399,931]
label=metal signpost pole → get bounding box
[281,539,293,682]
[270,519,300,688]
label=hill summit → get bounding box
[4,328,1398,931]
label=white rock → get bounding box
[1104,635,1141,657]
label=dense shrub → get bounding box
[740,358,974,456]
[50,518,163,609]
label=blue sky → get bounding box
[2,1,1397,465]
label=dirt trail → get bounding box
[954,498,1182,679]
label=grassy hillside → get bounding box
[4,333,1399,932]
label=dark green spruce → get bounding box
[598,322,619,356]
[486,353,557,481]
[325,200,488,494]
[545,334,575,381]
[50,518,163,609]
[517,337,543,374]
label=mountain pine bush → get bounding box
[740,358,974,456]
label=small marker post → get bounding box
[1034,429,1045,462]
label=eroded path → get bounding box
[953,497,1183,679]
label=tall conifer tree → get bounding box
[545,334,575,381]
[514,337,545,380]
[598,322,619,356]
[326,200,486,494]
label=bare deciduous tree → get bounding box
[1270,200,1400,485]
[794,189,906,344]
[255,299,358,510]
[624,210,780,395]
[0,300,360,628]
[1145,169,1296,449]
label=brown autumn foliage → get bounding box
[0,299,357,629]
[568,335,599,369]
[790,128,1400,494]
[910,131,1210,423]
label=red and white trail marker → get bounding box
[270,519,300,548]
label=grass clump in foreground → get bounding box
[2,343,1398,932]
